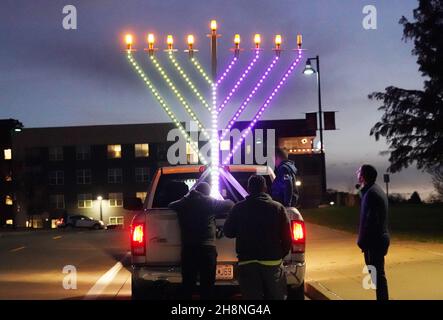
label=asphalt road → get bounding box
[0,229,310,300]
[0,229,131,300]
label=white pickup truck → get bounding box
[127,165,306,300]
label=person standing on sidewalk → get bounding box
[356,164,390,300]
[169,182,234,300]
[224,175,292,300]
[271,147,299,207]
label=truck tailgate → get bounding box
[145,210,237,264]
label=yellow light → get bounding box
[210,20,217,31]
[187,34,194,45]
[147,33,155,45]
[234,34,241,45]
[254,34,261,47]
[167,35,173,45]
[125,34,133,45]
[297,34,303,48]
[275,34,282,46]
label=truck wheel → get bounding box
[287,282,305,300]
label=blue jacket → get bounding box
[357,183,390,253]
[271,160,299,207]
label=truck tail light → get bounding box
[131,222,146,256]
[291,220,306,253]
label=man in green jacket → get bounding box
[224,175,292,300]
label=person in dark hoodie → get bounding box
[271,147,299,207]
[356,164,390,300]
[169,182,234,300]
[224,175,292,300]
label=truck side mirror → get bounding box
[124,197,143,211]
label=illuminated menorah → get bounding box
[123,20,303,198]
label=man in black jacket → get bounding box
[357,164,390,300]
[224,175,292,300]
[169,182,234,299]
[271,147,299,207]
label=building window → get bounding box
[108,168,122,183]
[49,146,63,161]
[78,194,93,209]
[107,144,122,159]
[76,169,92,185]
[49,171,64,185]
[109,216,124,226]
[49,194,65,209]
[76,145,91,160]
[135,143,150,157]
[4,149,12,160]
[136,192,147,202]
[135,167,149,183]
[109,192,123,207]
[5,195,13,206]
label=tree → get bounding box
[408,191,422,204]
[430,165,443,200]
[369,0,443,174]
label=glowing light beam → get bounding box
[168,52,211,111]
[190,57,213,85]
[220,55,280,141]
[216,56,238,86]
[149,55,210,139]
[126,53,208,164]
[218,50,261,113]
[222,49,303,165]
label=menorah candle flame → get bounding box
[123,22,303,198]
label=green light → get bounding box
[127,53,207,165]
[149,55,210,140]
[168,52,210,111]
[190,57,213,85]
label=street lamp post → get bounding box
[303,56,327,195]
[97,196,103,222]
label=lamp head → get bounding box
[303,60,316,75]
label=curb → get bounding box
[305,281,343,300]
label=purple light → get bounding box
[216,57,238,86]
[219,55,280,141]
[217,51,261,113]
[222,50,303,165]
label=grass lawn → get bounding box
[302,204,443,243]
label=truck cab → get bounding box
[129,165,306,299]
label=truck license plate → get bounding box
[216,264,234,280]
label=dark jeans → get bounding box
[364,249,389,300]
[238,263,287,300]
[181,245,217,300]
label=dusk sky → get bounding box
[0,0,435,198]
